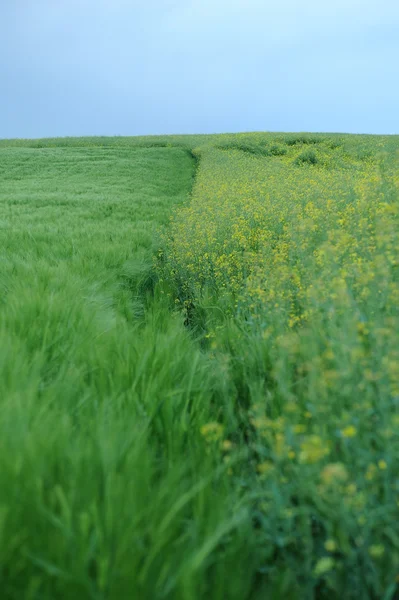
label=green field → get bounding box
[1,133,398,599]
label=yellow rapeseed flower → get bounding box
[320,463,348,485]
[299,436,330,464]
[222,439,233,452]
[341,425,357,438]
[314,557,335,577]
[324,539,337,553]
[369,545,385,559]
[293,424,306,434]
[200,422,224,443]
[257,461,274,477]
[365,464,377,481]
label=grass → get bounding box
[1,133,399,599]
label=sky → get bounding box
[1,0,399,138]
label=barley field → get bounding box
[1,133,398,599]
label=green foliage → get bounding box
[294,148,319,165]
[284,134,323,146]
[269,143,288,156]
[162,132,399,599]
[1,133,399,599]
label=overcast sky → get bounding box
[1,0,399,138]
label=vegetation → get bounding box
[0,132,398,599]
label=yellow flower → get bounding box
[324,539,337,553]
[221,439,233,451]
[369,545,385,559]
[293,424,306,434]
[341,425,357,438]
[320,462,348,485]
[365,464,377,481]
[200,422,224,442]
[345,483,357,495]
[257,461,274,477]
[285,401,298,413]
[299,436,330,464]
[357,322,369,335]
[314,557,335,577]
[378,459,387,470]
[274,433,287,458]
[251,416,271,431]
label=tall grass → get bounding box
[0,145,251,599]
[1,134,399,599]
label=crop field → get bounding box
[0,133,399,599]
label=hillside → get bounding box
[1,133,398,599]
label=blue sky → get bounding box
[1,0,399,138]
